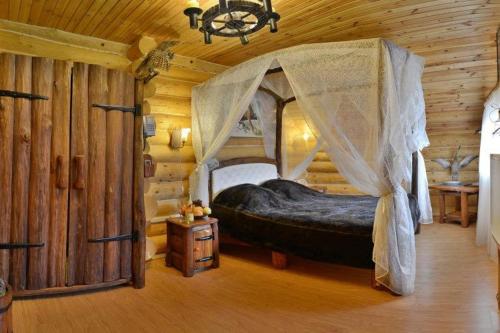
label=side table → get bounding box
[165,217,219,277]
[429,184,479,227]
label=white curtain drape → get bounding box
[477,86,500,257]
[251,90,277,159]
[384,41,432,224]
[189,38,428,295]
[190,57,274,204]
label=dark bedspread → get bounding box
[212,179,420,268]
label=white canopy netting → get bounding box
[189,38,432,295]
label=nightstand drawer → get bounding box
[193,227,213,270]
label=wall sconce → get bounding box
[303,132,311,141]
[170,128,191,149]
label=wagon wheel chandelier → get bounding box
[184,0,280,45]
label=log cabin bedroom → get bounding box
[0,0,499,332]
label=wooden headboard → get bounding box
[209,157,278,203]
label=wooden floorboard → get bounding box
[14,223,498,332]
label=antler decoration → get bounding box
[432,145,478,182]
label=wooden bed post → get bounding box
[132,80,146,288]
[275,100,284,176]
[271,251,288,269]
[411,151,420,234]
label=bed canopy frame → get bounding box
[189,38,432,295]
[258,66,419,204]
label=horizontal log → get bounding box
[154,162,196,181]
[426,170,478,184]
[422,146,479,160]
[216,146,267,161]
[151,114,192,145]
[152,78,194,99]
[144,180,189,201]
[159,68,213,84]
[0,19,129,70]
[147,223,166,237]
[427,133,480,148]
[425,159,478,172]
[145,96,191,117]
[167,55,228,75]
[225,137,264,146]
[306,172,347,184]
[146,94,191,107]
[308,161,338,173]
[147,145,195,163]
[157,198,182,217]
[150,235,166,255]
[313,152,331,162]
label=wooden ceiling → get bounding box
[0,0,498,153]
[0,1,496,66]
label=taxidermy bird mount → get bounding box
[135,40,178,83]
[432,145,478,183]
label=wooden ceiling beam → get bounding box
[0,19,226,77]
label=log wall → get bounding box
[144,73,208,256]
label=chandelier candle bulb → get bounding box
[184,0,203,29]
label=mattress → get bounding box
[212,179,420,268]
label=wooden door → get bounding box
[67,64,136,286]
[0,54,143,294]
[0,53,72,291]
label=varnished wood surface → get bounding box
[429,183,480,193]
[13,223,498,332]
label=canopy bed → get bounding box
[189,38,432,295]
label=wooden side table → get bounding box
[429,184,479,227]
[165,217,219,277]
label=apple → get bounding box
[193,206,204,217]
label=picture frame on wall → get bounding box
[231,107,263,137]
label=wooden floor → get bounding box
[14,223,498,332]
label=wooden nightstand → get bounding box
[165,217,219,277]
[429,184,479,227]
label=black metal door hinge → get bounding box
[0,90,49,100]
[0,242,44,250]
[92,103,142,116]
[88,231,138,243]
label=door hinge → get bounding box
[0,242,44,250]
[92,103,142,116]
[0,90,49,101]
[88,231,138,243]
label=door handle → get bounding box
[73,155,86,189]
[56,155,68,189]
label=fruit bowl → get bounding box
[180,199,212,221]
